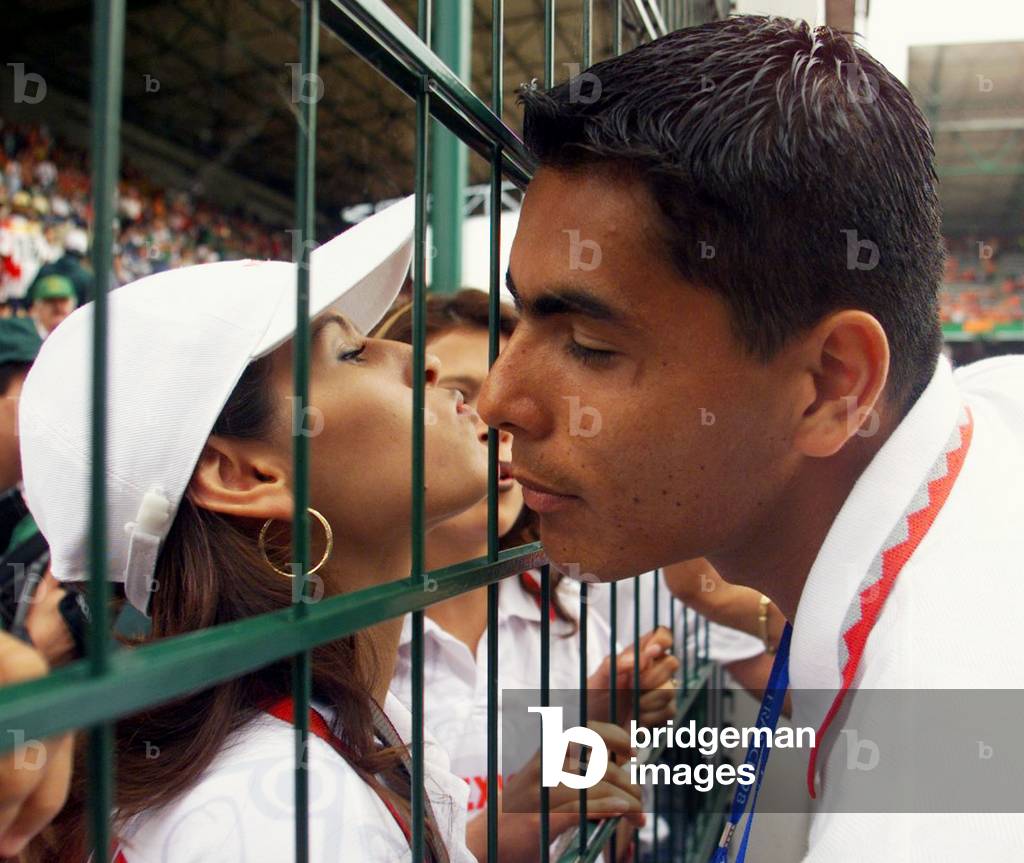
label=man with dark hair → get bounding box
[478,15,1024,860]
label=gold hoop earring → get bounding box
[258,507,334,578]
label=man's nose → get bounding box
[478,337,547,440]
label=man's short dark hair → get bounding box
[519,15,944,412]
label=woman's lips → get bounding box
[498,460,515,492]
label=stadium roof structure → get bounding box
[907,40,1024,235]
[7,0,690,231]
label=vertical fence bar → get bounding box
[486,0,504,851]
[614,0,622,56]
[540,564,551,862]
[410,63,431,863]
[544,0,555,87]
[669,591,677,861]
[632,575,641,863]
[682,605,689,686]
[290,1,319,860]
[410,7,432,860]
[582,0,592,67]
[669,595,676,663]
[540,0,553,855]
[608,581,618,861]
[87,0,125,857]
[578,582,588,855]
[652,571,660,861]
[485,248,500,860]
[577,5,592,843]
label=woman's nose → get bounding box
[423,351,441,387]
[407,350,436,389]
[400,344,441,388]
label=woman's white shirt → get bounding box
[389,573,609,813]
[113,691,476,863]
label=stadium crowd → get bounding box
[940,234,1024,333]
[0,118,287,313]
[4,118,1024,341]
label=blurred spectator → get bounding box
[0,317,41,502]
[32,227,92,305]
[27,273,76,339]
[0,190,54,304]
[0,316,83,665]
[0,117,288,303]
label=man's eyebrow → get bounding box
[505,270,629,325]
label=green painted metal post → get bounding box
[87,0,125,857]
[486,0,504,855]
[429,0,471,293]
[291,1,319,860]
[411,71,431,863]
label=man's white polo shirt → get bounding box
[789,355,1024,861]
[114,692,475,862]
[389,573,608,812]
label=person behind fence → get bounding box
[379,289,669,861]
[17,198,492,863]
[0,317,82,666]
[29,228,92,308]
[25,274,76,341]
[477,14,1024,861]
[0,631,73,858]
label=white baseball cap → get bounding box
[19,196,414,613]
[64,227,89,255]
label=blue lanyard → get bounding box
[711,621,793,863]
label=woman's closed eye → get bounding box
[337,343,367,363]
[439,379,479,402]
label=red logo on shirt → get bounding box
[464,773,504,811]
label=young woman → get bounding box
[18,199,488,862]
[378,290,677,861]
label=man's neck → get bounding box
[709,418,898,623]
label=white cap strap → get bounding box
[123,486,172,615]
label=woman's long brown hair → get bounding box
[28,354,446,862]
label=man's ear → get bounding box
[793,310,890,459]
[188,433,293,522]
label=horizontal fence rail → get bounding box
[0,545,547,745]
[320,0,536,187]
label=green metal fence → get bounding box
[0,1,728,861]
